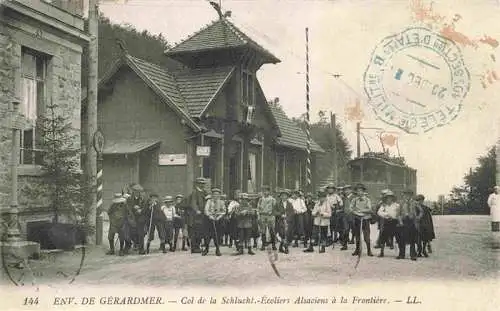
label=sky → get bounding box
[94,0,500,200]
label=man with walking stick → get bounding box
[351,183,374,257]
[203,188,226,256]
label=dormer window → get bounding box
[241,68,255,107]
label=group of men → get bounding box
[105,177,435,261]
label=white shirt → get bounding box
[161,204,176,221]
[227,200,240,214]
[289,197,307,214]
[378,202,400,219]
[488,192,500,222]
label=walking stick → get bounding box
[212,218,219,247]
[146,204,154,246]
[354,217,363,269]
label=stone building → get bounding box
[0,0,88,237]
[94,17,324,207]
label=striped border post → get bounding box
[305,27,312,193]
[95,153,103,245]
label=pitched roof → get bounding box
[103,139,161,155]
[269,104,324,153]
[166,18,280,64]
[175,66,235,117]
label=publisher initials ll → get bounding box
[407,296,421,304]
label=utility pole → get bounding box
[330,112,337,185]
[356,122,361,158]
[85,0,99,244]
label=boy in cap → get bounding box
[173,194,186,251]
[233,193,257,255]
[325,183,343,246]
[161,196,178,252]
[376,190,400,257]
[415,194,435,258]
[397,189,423,260]
[350,184,374,257]
[276,189,294,254]
[203,188,226,256]
[106,193,127,256]
[145,193,167,254]
[341,185,356,246]
[304,190,331,253]
[185,177,207,253]
[257,185,279,251]
[289,189,307,248]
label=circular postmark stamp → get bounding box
[364,27,471,134]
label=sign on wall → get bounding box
[159,154,187,166]
[196,146,211,157]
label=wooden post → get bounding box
[85,0,98,244]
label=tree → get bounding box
[24,103,93,233]
[448,146,496,214]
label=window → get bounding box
[20,49,48,165]
[276,152,285,188]
[241,69,254,106]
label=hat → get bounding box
[381,189,390,195]
[354,183,367,190]
[343,184,352,189]
[318,190,327,198]
[415,194,425,201]
[163,195,174,202]
[195,177,206,184]
[211,188,221,194]
[175,194,184,199]
[383,190,395,197]
[112,193,126,204]
[131,184,144,192]
[280,189,290,196]
[123,193,131,199]
[240,193,249,200]
[325,183,336,189]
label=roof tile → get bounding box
[269,104,324,153]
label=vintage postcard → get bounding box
[0,0,499,310]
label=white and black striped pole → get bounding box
[305,27,312,193]
[93,130,105,245]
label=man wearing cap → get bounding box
[397,189,423,260]
[376,190,400,257]
[374,189,390,249]
[289,190,307,248]
[325,183,343,246]
[276,189,294,254]
[304,190,331,253]
[226,190,242,249]
[185,177,207,253]
[341,185,356,246]
[127,184,148,255]
[233,193,257,255]
[203,188,226,256]
[415,194,435,258]
[145,193,167,254]
[106,193,128,256]
[350,184,374,256]
[173,194,186,251]
[257,185,279,251]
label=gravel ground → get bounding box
[1,215,498,287]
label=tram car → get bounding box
[347,152,417,201]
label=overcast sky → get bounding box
[95,0,500,200]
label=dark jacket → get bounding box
[108,202,126,225]
[186,188,206,226]
[418,204,435,241]
[235,201,256,229]
[276,199,294,222]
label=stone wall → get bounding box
[0,20,83,237]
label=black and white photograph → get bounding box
[0,0,499,310]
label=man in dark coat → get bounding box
[127,184,148,255]
[350,184,374,257]
[106,193,127,256]
[415,194,435,257]
[397,189,423,260]
[185,177,207,253]
[173,194,186,251]
[303,192,315,249]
